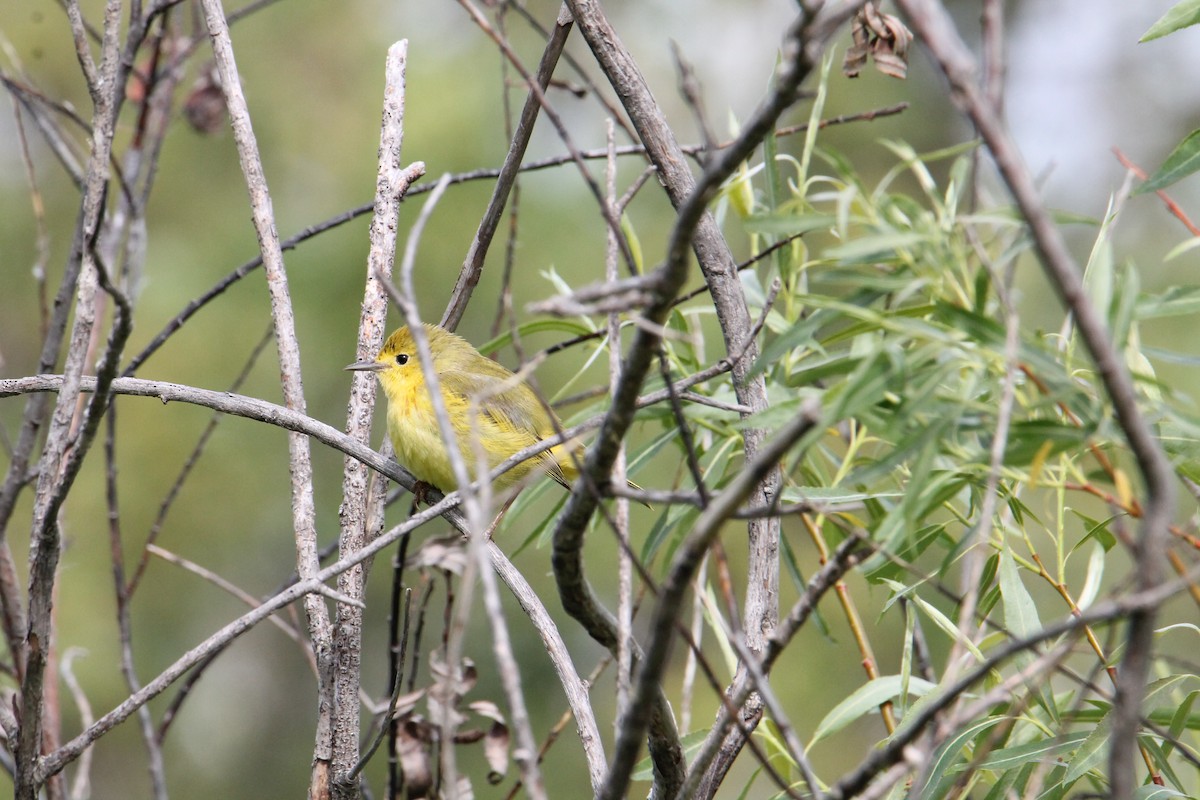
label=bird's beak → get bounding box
[345,359,386,372]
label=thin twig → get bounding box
[554,4,862,795]
[58,649,94,800]
[105,409,166,800]
[126,325,274,597]
[35,497,464,784]
[605,117,635,725]
[442,4,573,331]
[1112,147,1200,236]
[455,0,638,276]
[488,544,606,792]
[681,535,869,798]
[349,587,411,781]
[147,545,317,658]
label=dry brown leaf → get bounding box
[843,2,913,80]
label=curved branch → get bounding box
[893,2,1176,796]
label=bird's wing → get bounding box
[441,366,573,489]
[439,367,551,439]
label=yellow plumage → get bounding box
[346,324,580,495]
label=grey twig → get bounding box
[35,496,464,786]
[605,119,635,724]
[442,4,574,331]
[391,168,548,799]
[488,544,607,792]
[146,544,317,657]
[197,2,334,792]
[455,0,637,276]
[63,1,99,95]
[370,174,478,798]
[117,103,888,379]
[59,649,94,800]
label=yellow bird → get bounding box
[346,324,586,496]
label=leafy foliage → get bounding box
[597,85,1200,796]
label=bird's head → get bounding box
[345,324,465,394]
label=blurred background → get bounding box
[1,1,1198,796]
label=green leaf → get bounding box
[508,487,567,556]
[1110,261,1140,351]
[750,310,826,377]
[869,524,947,585]
[1140,0,1200,42]
[1164,690,1198,758]
[781,351,861,386]
[477,318,595,355]
[1075,540,1106,609]
[780,486,904,505]
[780,533,830,638]
[1159,413,1200,483]
[883,583,986,661]
[913,472,969,520]
[974,731,1088,770]
[1064,709,1111,783]
[979,763,1027,800]
[1162,236,1200,261]
[1133,129,1200,195]
[916,716,1002,800]
[640,499,696,565]
[1082,230,1114,327]
[742,212,836,237]
[998,547,1059,723]
[620,213,644,274]
[824,231,929,263]
[1144,672,1200,704]
[1003,419,1089,465]
[1137,284,1200,319]
[626,427,681,482]
[1133,786,1188,800]
[1069,510,1118,552]
[1139,736,1188,792]
[998,547,1040,640]
[809,674,938,746]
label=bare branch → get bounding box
[35,500,461,785]
[331,40,416,796]
[684,535,869,798]
[442,4,574,331]
[16,3,126,796]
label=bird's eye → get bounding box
[396,353,409,365]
